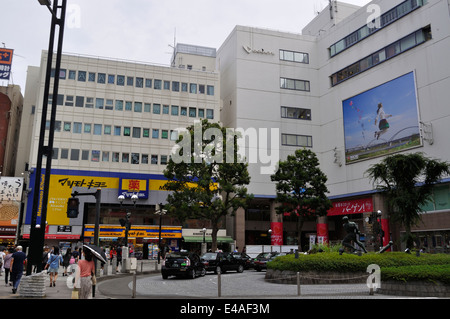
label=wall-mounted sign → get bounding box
[119,178,149,199]
[327,197,373,216]
[0,48,13,80]
[243,45,275,56]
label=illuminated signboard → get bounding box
[0,48,14,80]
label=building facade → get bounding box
[218,0,450,252]
[19,45,224,255]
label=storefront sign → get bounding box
[119,178,148,199]
[270,222,283,245]
[0,48,13,80]
[0,177,23,227]
[83,224,182,239]
[327,197,373,216]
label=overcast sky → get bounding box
[2,0,371,94]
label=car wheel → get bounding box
[200,268,206,277]
[189,269,196,279]
[237,265,244,273]
[162,273,168,279]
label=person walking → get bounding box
[74,246,95,299]
[62,248,72,276]
[10,246,27,294]
[3,248,13,286]
[45,246,63,287]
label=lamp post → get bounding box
[155,203,166,264]
[27,0,67,276]
[118,194,138,248]
[201,228,207,255]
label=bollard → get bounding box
[141,261,143,273]
[217,272,221,298]
[132,271,137,298]
[297,272,301,296]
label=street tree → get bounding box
[271,149,332,251]
[366,153,450,249]
[163,119,253,252]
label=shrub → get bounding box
[381,264,450,285]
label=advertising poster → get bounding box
[342,72,421,164]
[0,177,23,227]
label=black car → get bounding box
[231,252,253,269]
[161,251,206,279]
[253,252,286,271]
[201,252,245,274]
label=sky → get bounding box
[2,0,372,94]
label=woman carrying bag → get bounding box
[45,246,63,287]
[74,246,95,299]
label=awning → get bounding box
[183,236,234,243]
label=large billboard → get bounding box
[342,72,421,164]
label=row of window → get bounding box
[51,68,215,95]
[46,120,181,140]
[331,26,431,86]
[329,0,427,57]
[281,106,311,121]
[281,133,313,148]
[279,50,309,64]
[52,148,168,165]
[280,78,310,92]
[49,94,215,118]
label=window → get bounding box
[154,79,162,90]
[152,129,159,138]
[64,122,71,132]
[160,155,168,165]
[122,153,129,163]
[124,127,131,136]
[153,104,161,114]
[199,85,205,94]
[117,75,125,86]
[161,130,168,139]
[102,151,109,162]
[82,150,89,161]
[189,107,196,117]
[108,74,115,84]
[61,148,69,159]
[78,71,86,82]
[68,70,76,80]
[164,81,170,90]
[281,134,313,147]
[280,78,310,92]
[98,73,106,84]
[114,126,121,136]
[127,76,134,86]
[206,109,214,119]
[198,108,205,118]
[105,99,114,110]
[88,72,96,82]
[145,78,152,88]
[180,107,187,116]
[84,124,91,134]
[172,81,180,92]
[75,96,84,107]
[163,105,169,114]
[104,125,111,135]
[143,128,150,138]
[65,95,74,107]
[132,127,141,138]
[91,150,100,162]
[144,103,151,113]
[134,102,142,113]
[142,154,149,164]
[85,97,94,108]
[136,77,143,88]
[182,83,188,92]
[131,153,140,164]
[280,50,309,63]
[207,85,215,96]
[125,101,132,111]
[281,107,311,120]
[112,152,120,162]
[190,83,197,94]
[171,105,179,116]
[70,149,80,161]
[115,100,123,111]
[94,124,102,135]
[151,155,158,165]
[95,98,104,109]
[73,122,82,133]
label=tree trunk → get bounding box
[211,223,219,252]
[297,217,304,252]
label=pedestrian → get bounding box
[109,246,117,265]
[116,246,122,271]
[0,248,5,276]
[41,246,50,272]
[45,246,63,287]
[3,248,13,286]
[72,247,79,262]
[74,246,95,299]
[10,245,27,294]
[62,248,72,276]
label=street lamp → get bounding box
[201,228,207,255]
[155,203,167,264]
[118,194,138,248]
[27,0,67,276]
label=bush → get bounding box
[267,252,450,276]
[381,264,450,285]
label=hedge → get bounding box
[267,252,450,279]
[381,264,450,285]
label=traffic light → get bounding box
[67,197,79,218]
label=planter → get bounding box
[265,269,367,285]
[379,280,450,298]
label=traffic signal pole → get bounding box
[70,189,102,247]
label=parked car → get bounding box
[231,252,253,269]
[161,251,206,279]
[201,252,245,274]
[253,252,286,271]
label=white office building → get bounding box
[218,0,450,251]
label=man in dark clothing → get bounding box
[10,246,27,294]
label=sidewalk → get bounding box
[0,259,161,300]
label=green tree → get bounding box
[366,153,450,249]
[271,149,332,251]
[163,119,253,252]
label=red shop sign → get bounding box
[327,198,373,216]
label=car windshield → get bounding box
[201,253,217,260]
[166,252,189,258]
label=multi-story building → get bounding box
[218,0,450,252]
[19,44,223,255]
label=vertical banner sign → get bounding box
[0,48,14,80]
[0,177,23,227]
[270,222,283,245]
[316,223,329,245]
